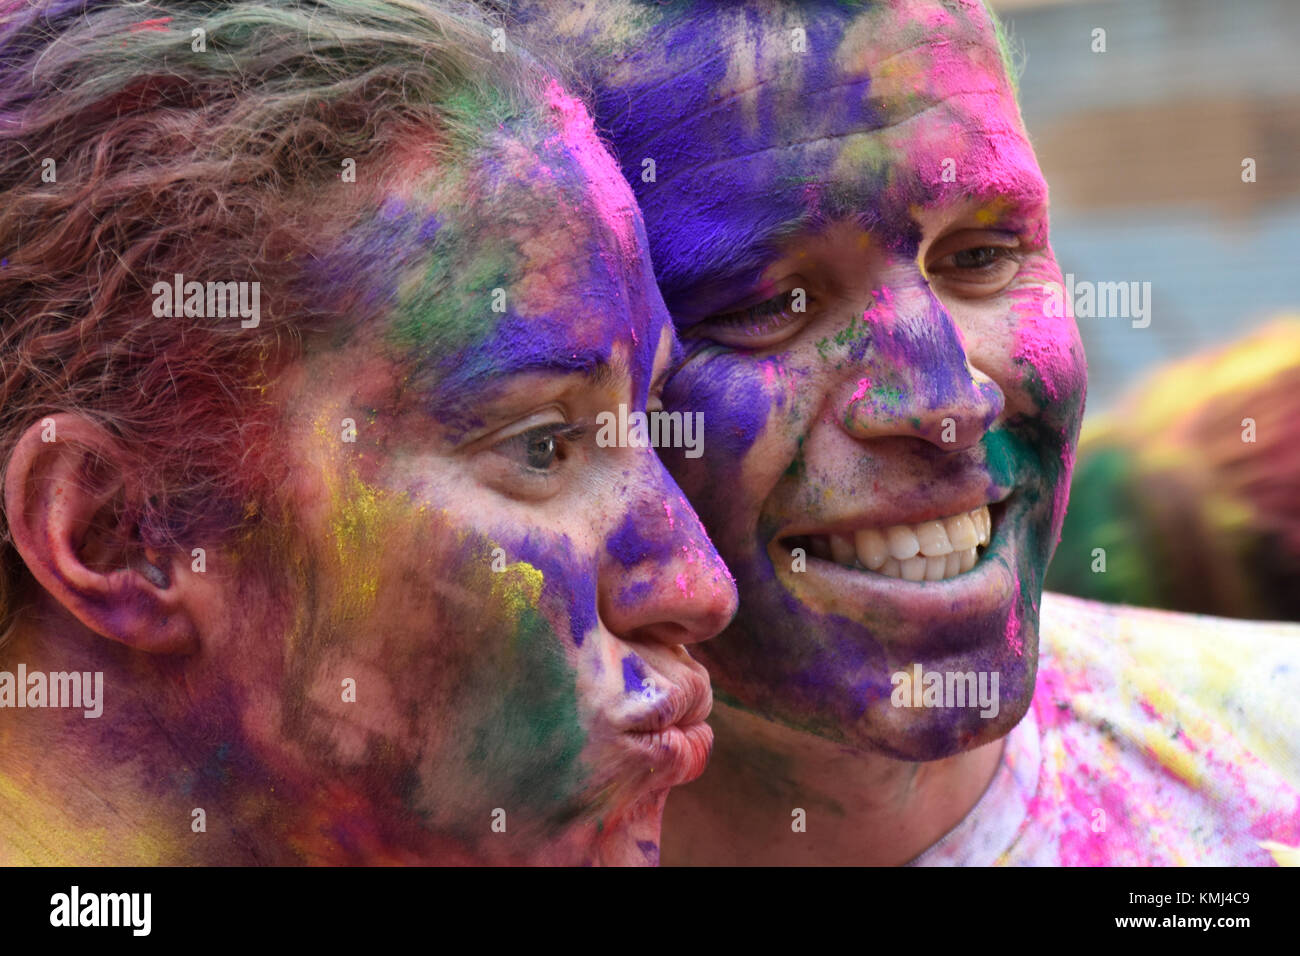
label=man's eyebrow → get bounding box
[655,217,799,297]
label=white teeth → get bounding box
[886,525,921,561]
[944,552,961,577]
[829,533,856,565]
[945,513,978,551]
[916,521,952,557]
[794,504,994,582]
[854,528,889,570]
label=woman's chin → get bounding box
[588,788,671,866]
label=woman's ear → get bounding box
[3,413,199,654]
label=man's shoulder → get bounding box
[1037,592,1300,750]
[1039,590,1300,652]
[1004,593,1300,865]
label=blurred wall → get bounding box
[992,0,1300,413]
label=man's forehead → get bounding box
[570,0,1037,292]
[599,3,1015,150]
[592,1,1006,95]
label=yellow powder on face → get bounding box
[492,559,545,621]
[330,477,380,613]
[304,412,415,626]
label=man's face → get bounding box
[195,87,736,864]
[564,0,1086,758]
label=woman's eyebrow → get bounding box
[427,343,629,407]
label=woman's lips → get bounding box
[618,669,714,786]
[623,722,714,787]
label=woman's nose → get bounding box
[597,474,738,648]
[836,281,1004,450]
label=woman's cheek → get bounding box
[407,526,593,828]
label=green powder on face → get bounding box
[386,216,524,360]
[462,560,588,825]
[816,311,871,361]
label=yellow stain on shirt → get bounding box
[1258,840,1300,866]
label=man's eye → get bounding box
[952,246,1007,269]
[928,242,1022,296]
[686,288,811,349]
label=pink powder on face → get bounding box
[864,286,897,332]
[897,7,1047,210]
[1005,579,1023,656]
[850,377,872,402]
[919,6,956,30]
[1009,288,1071,403]
[1051,443,1076,545]
[542,78,639,257]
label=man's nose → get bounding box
[597,473,738,648]
[836,280,1003,450]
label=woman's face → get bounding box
[566,0,1087,758]
[196,86,737,864]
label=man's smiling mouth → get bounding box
[781,502,1002,583]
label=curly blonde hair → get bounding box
[0,0,553,644]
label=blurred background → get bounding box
[989,0,1300,619]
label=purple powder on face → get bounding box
[511,530,598,647]
[621,653,649,694]
[299,199,431,318]
[606,508,674,568]
[668,350,770,460]
[591,9,888,296]
[617,580,654,608]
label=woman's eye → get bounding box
[686,288,811,349]
[524,430,559,469]
[499,423,585,473]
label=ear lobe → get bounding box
[3,414,199,654]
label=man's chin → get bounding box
[698,594,1042,761]
[861,672,1036,761]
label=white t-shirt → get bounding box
[909,592,1300,866]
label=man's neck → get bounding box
[661,701,1006,865]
